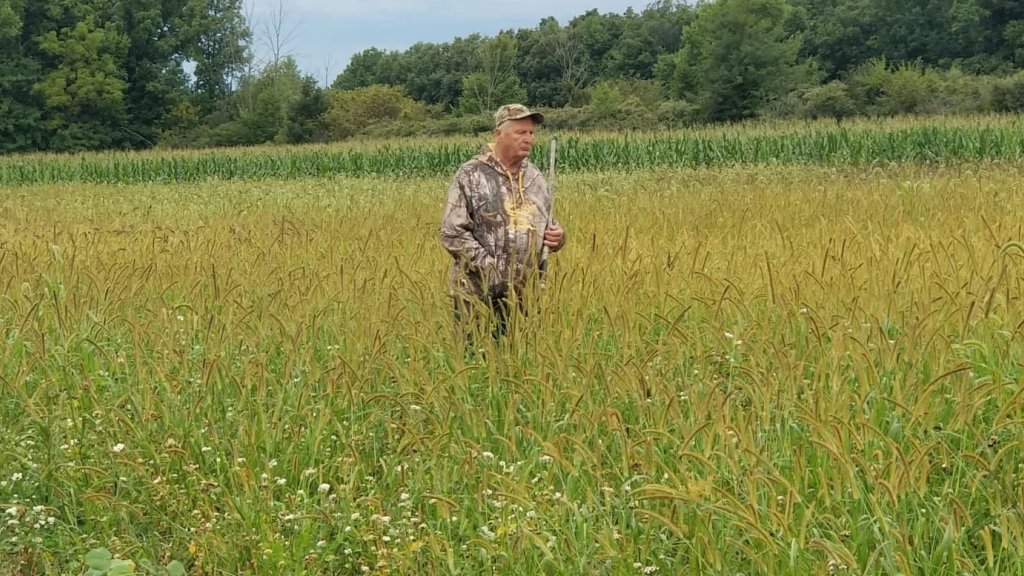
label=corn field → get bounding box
[1,115,1024,185]
[2,118,1024,575]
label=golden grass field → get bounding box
[3,158,1024,574]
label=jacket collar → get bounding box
[475,144,540,186]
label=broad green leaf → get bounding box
[85,548,113,571]
[108,559,135,576]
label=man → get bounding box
[440,103,566,344]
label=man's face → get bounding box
[494,118,536,165]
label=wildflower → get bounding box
[318,484,331,494]
[112,444,125,453]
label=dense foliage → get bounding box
[1,0,1023,153]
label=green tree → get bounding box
[182,0,251,111]
[673,0,812,122]
[0,0,46,152]
[332,47,388,90]
[34,15,130,150]
[119,0,190,146]
[458,33,526,115]
[569,9,625,79]
[606,3,693,80]
[787,0,873,78]
[282,74,328,143]
[219,56,304,145]
[515,18,567,107]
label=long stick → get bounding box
[540,138,557,288]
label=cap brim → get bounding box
[502,112,545,126]
[524,112,545,124]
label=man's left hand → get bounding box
[543,225,564,250]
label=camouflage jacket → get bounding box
[440,144,564,299]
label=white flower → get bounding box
[350,512,361,521]
[318,484,331,494]
[316,540,327,548]
[539,454,553,464]
[724,331,735,340]
[5,507,18,517]
[10,473,21,482]
[112,443,125,453]
[201,446,212,453]
[276,478,286,486]
[480,451,495,460]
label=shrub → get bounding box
[801,81,857,119]
[991,71,1024,112]
[323,85,427,140]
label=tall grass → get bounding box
[1,115,1023,185]
[3,163,1024,574]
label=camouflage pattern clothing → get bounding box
[440,143,563,302]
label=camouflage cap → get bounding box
[494,104,545,128]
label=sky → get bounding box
[247,0,647,86]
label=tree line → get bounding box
[2,0,1023,153]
